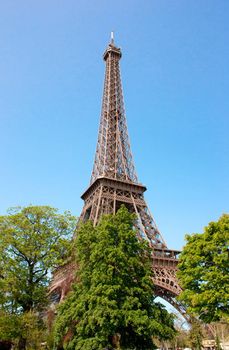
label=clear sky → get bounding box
[0,1,228,250]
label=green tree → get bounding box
[53,206,176,350]
[177,214,229,323]
[0,311,48,350]
[0,205,76,349]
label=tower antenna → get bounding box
[111,31,114,44]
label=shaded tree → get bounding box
[177,214,229,323]
[0,205,76,349]
[53,206,176,350]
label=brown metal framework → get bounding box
[50,38,183,314]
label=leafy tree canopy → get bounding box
[177,214,229,323]
[0,310,47,350]
[0,205,76,346]
[53,206,176,350]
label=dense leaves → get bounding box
[53,206,175,350]
[0,311,47,350]
[0,205,76,347]
[177,214,229,323]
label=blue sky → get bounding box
[0,1,228,250]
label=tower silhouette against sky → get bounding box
[50,36,183,313]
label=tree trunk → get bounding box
[18,337,26,350]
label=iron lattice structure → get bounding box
[50,38,183,314]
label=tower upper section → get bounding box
[103,42,122,61]
[90,38,138,185]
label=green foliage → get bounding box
[0,205,76,347]
[0,311,21,341]
[0,311,47,349]
[53,206,176,350]
[177,214,229,323]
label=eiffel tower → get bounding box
[50,35,183,314]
